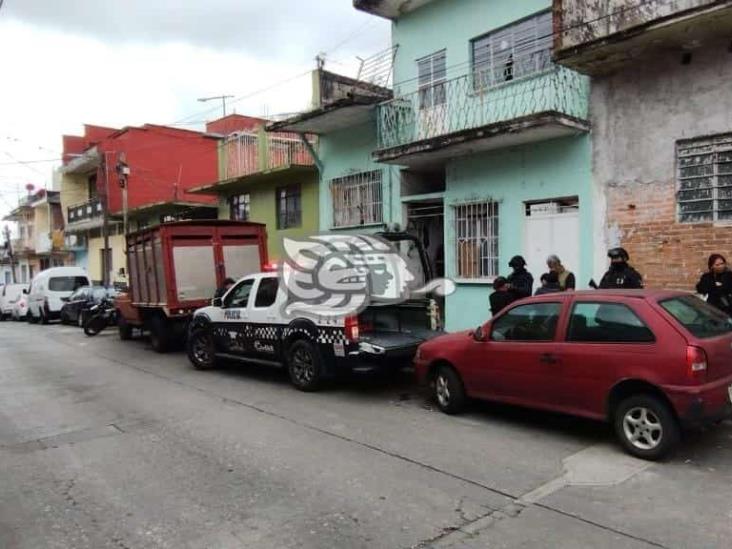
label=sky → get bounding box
[0,0,390,219]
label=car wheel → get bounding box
[187,328,216,370]
[118,315,133,341]
[433,365,467,415]
[149,316,170,353]
[614,394,680,461]
[287,340,324,392]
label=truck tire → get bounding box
[149,316,171,353]
[187,327,216,370]
[117,315,133,341]
[286,339,324,392]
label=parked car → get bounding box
[12,293,29,321]
[27,267,91,324]
[414,290,732,460]
[60,286,118,327]
[1,283,27,321]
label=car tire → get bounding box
[118,315,133,341]
[614,394,680,461]
[287,339,324,392]
[187,327,216,370]
[433,365,467,415]
[149,316,170,353]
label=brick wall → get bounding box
[607,181,732,290]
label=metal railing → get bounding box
[68,196,103,224]
[222,131,316,180]
[376,65,589,150]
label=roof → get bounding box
[525,289,692,302]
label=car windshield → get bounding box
[659,295,732,339]
[49,276,89,292]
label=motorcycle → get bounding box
[83,297,118,337]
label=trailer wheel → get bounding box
[187,327,216,370]
[149,316,171,353]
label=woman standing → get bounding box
[696,254,732,315]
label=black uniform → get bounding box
[696,271,732,314]
[507,269,534,299]
[599,264,643,289]
[490,291,515,316]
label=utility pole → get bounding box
[197,95,234,118]
[102,151,111,287]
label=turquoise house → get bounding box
[354,0,595,331]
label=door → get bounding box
[524,201,580,289]
[246,276,282,361]
[471,301,565,407]
[417,50,447,140]
[216,277,255,355]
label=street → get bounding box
[1,322,731,549]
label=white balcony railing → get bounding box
[222,131,316,180]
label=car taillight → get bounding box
[345,316,360,342]
[686,345,708,383]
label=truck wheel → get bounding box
[187,328,216,370]
[614,394,680,461]
[149,316,170,353]
[433,365,467,415]
[117,315,133,341]
[287,340,324,392]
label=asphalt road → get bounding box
[1,320,731,549]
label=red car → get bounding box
[414,290,732,460]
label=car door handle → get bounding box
[540,353,559,365]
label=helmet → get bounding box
[508,255,526,269]
[607,247,629,261]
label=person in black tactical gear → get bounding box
[599,248,643,289]
[214,277,236,299]
[695,253,732,315]
[506,255,534,299]
[535,271,561,295]
[489,276,515,316]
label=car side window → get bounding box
[567,302,655,343]
[225,279,255,309]
[254,277,279,308]
[491,303,561,342]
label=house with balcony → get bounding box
[553,0,732,290]
[189,114,319,261]
[2,189,70,284]
[354,0,594,330]
[59,123,220,285]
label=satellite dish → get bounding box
[25,183,35,192]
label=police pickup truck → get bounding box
[186,232,443,391]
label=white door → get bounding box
[524,208,580,290]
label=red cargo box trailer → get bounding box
[116,220,267,351]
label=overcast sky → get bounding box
[0,0,390,219]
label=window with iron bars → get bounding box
[277,185,301,230]
[471,10,553,91]
[453,201,499,279]
[677,134,732,223]
[330,171,383,228]
[229,193,251,221]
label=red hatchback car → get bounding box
[414,290,732,460]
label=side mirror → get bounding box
[473,325,487,342]
[212,297,223,308]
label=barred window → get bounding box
[677,134,732,223]
[330,171,383,228]
[229,193,250,221]
[276,185,301,229]
[471,11,553,91]
[453,201,499,279]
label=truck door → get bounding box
[217,278,255,356]
[246,277,282,362]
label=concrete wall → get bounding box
[593,38,732,289]
[87,233,126,285]
[59,173,90,225]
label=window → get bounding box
[49,276,89,292]
[471,11,553,91]
[230,193,251,221]
[660,295,732,339]
[276,185,301,229]
[254,277,279,308]
[568,302,655,343]
[453,201,499,279]
[491,302,561,342]
[331,171,383,228]
[418,50,446,110]
[225,278,255,309]
[677,133,732,222]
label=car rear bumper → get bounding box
[336,342,420,373]
[663,376,732,427]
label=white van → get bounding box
[27,267,91,324]
[1,284,28,320]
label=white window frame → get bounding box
[417,49,447,110]
[453,200,499,279]
[330,171,384,228]
[677,133,732,223]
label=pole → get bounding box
[102,151,111,286]
[3,225,16,283]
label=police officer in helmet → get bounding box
[506,255,534,299]
[599,247,643,289]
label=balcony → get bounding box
[554,0,732,75]
[353,0,435,19]
[67,197,104,232]
[374,66,589,168]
